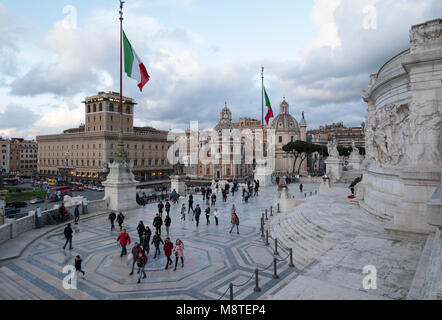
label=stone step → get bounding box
[295,212,330,235]
[0,267,40,300]
[285,215,326,243]
[280,221,325,251]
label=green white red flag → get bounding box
[123,30,150,91]
[264,87,273,124]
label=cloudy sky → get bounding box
[0,0,441,140]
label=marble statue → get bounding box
[327,136,339,159]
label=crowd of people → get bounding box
[62,178,263,284]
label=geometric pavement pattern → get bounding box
[0,184,316,300]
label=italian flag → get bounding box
[123,30,150,92]
[264,87,274,124]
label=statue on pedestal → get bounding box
[327,136,339,159]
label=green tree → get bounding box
[283,141,325,174]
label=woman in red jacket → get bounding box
[117,229,131,257]
[136,247,147,284]
[163,237,174,269]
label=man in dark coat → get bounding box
[153,213,163,235]
[63,223,73,250]
[194,204,202,227]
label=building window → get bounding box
[291,136,294,142]
[279,136,282,143]
[93,104,97,112]
[87,105,91,113]
[134,159,138,166]
[99,103,103,112]
[110,125,113,131]
[126,106,130,114]
[109,103,114,112]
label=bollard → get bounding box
[304,193,306,198]
[229,283,234,300]
[254,269,261,292]
[277,203,280,213]
[265,208,268,221]
[270,206,273,216]
[272,258,279,279]
[315,190,317,195]
[274,238,279,255]
[261,218,265,238]
[265,230,269,246]
[310,192,312,196]
[289,248,295,268]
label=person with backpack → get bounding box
[180,203,186,221]
[163,237,174,269]
[165,201,171,216]
[205,206,211,225]
[74,255,85,276]
[108,211,116,231]
[129,243,140,275]
[158,200,164,217]
[63,223,73,250]
[214,208,220,226]
[188,194,194,215]
[117,212,125,231]
[74,205,80,225]
[151,231,164,259]
[194,204,201,227]
[164,214,172,237]
[153,213,163,235]
[137,221,145,243]
[117,229,131,257]
[229,212,240,234]
[173,239,184,271]
[135,247,148,283]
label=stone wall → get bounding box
[361,19,442,232]
[15,214,35,235]
[0,223,11,245]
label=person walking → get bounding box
[74,205,80,225]
[202,187,206,201]
[141,233,150,255]
[242,187,246,201]
[211,193,216,207]
[231,204,236,214]
[108,210,116,231]
[214,208,220,226]
[117,211,125,231]
[173,239,184,271]
[151,232,164,259]
[74,255,85,276]
[143,226,152,254]
[163,237,174,269]
[135,247,147,283]
[63,223,73,250]
[58,202,67,221]
[117,229,131,257]
[153,213,163,236]
[180,203,186,221]
[188,194,194,215]
[229,212,240,234]
[164,214,171,237]
[158,200,164,218]
[231,185,235,196]
[129,242,140,275]
[137,221,145,244]
[205,206,211,225]
[194,204,201,227]
[299,183,303,193]
[165,200,171,216]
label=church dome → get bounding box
[270,99,300,132]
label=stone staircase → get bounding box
[0,266,41,300]
[268,210,330,268]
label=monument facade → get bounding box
[361,19,442,233]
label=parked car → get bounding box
[6,201,28,208]
[30,197,45,204]
[96,186,104,192]
[5,207,20,215]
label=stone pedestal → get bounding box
[348,157,362,171]
[325,158,343,182]
[170,175,187,196]
[319,176,332,194]
[273,184,303,213]
[102,161,139,212]
[254,159,274,186]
